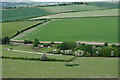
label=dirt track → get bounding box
[6,48,62,56]
[10,39,119,45]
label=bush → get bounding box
[101,47,111,57]
[118,45,120,57]
[74,44,84,51]
[51,41,54,44]
[52,49,60,54]
[40,53,47,61]
[84,52,91,57]
[83,45,92,53]
[104,42,108,46]
[64,50,73,55]
[65,63,79,67]
[23,40,33,44]
[73,50,84,57]
[59,41,77,50]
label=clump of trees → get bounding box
[58,41,77,50]
[1,36,10,44]
[33,38,39,47]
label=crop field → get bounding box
[2,7,52,21]
[2,57,118,78]
[29,9,118,20]
[43,5,107,13]
[89,2,119,8]
[2,21,43,37]
[17,17,118,43]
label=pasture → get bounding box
[2,57,118,78]
[2,7,52,21]
[29,9,118,20]
[18,17,118,43]
[43,5,107,13]
[2,21,43,37]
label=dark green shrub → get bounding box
[84,52,91,57]
[104,42,108,46]
[23,40,33,44]
[101,47,111,57]
[81,43,86,46]
[51,41,54,44]
[83,45,93,53]
[33,38,39,47]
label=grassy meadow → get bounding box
[2,21,43,37]
[17,17,118,43]
[43,5,107,13]
[2,57,118,78]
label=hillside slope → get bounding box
[2,7,52,22]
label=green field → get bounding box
[30,9,118,20]
[2,57,118,78]
[17,17,118,43]
[89,2,119,8]
[43,5,107,13]
[2,21,43,37]
[2,7,52,21]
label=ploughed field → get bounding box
[17,17,118,43]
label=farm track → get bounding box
[6,48,62,56]
[10,39,119,45]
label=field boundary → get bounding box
[12,19,52,40]
[11,19,51,39]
